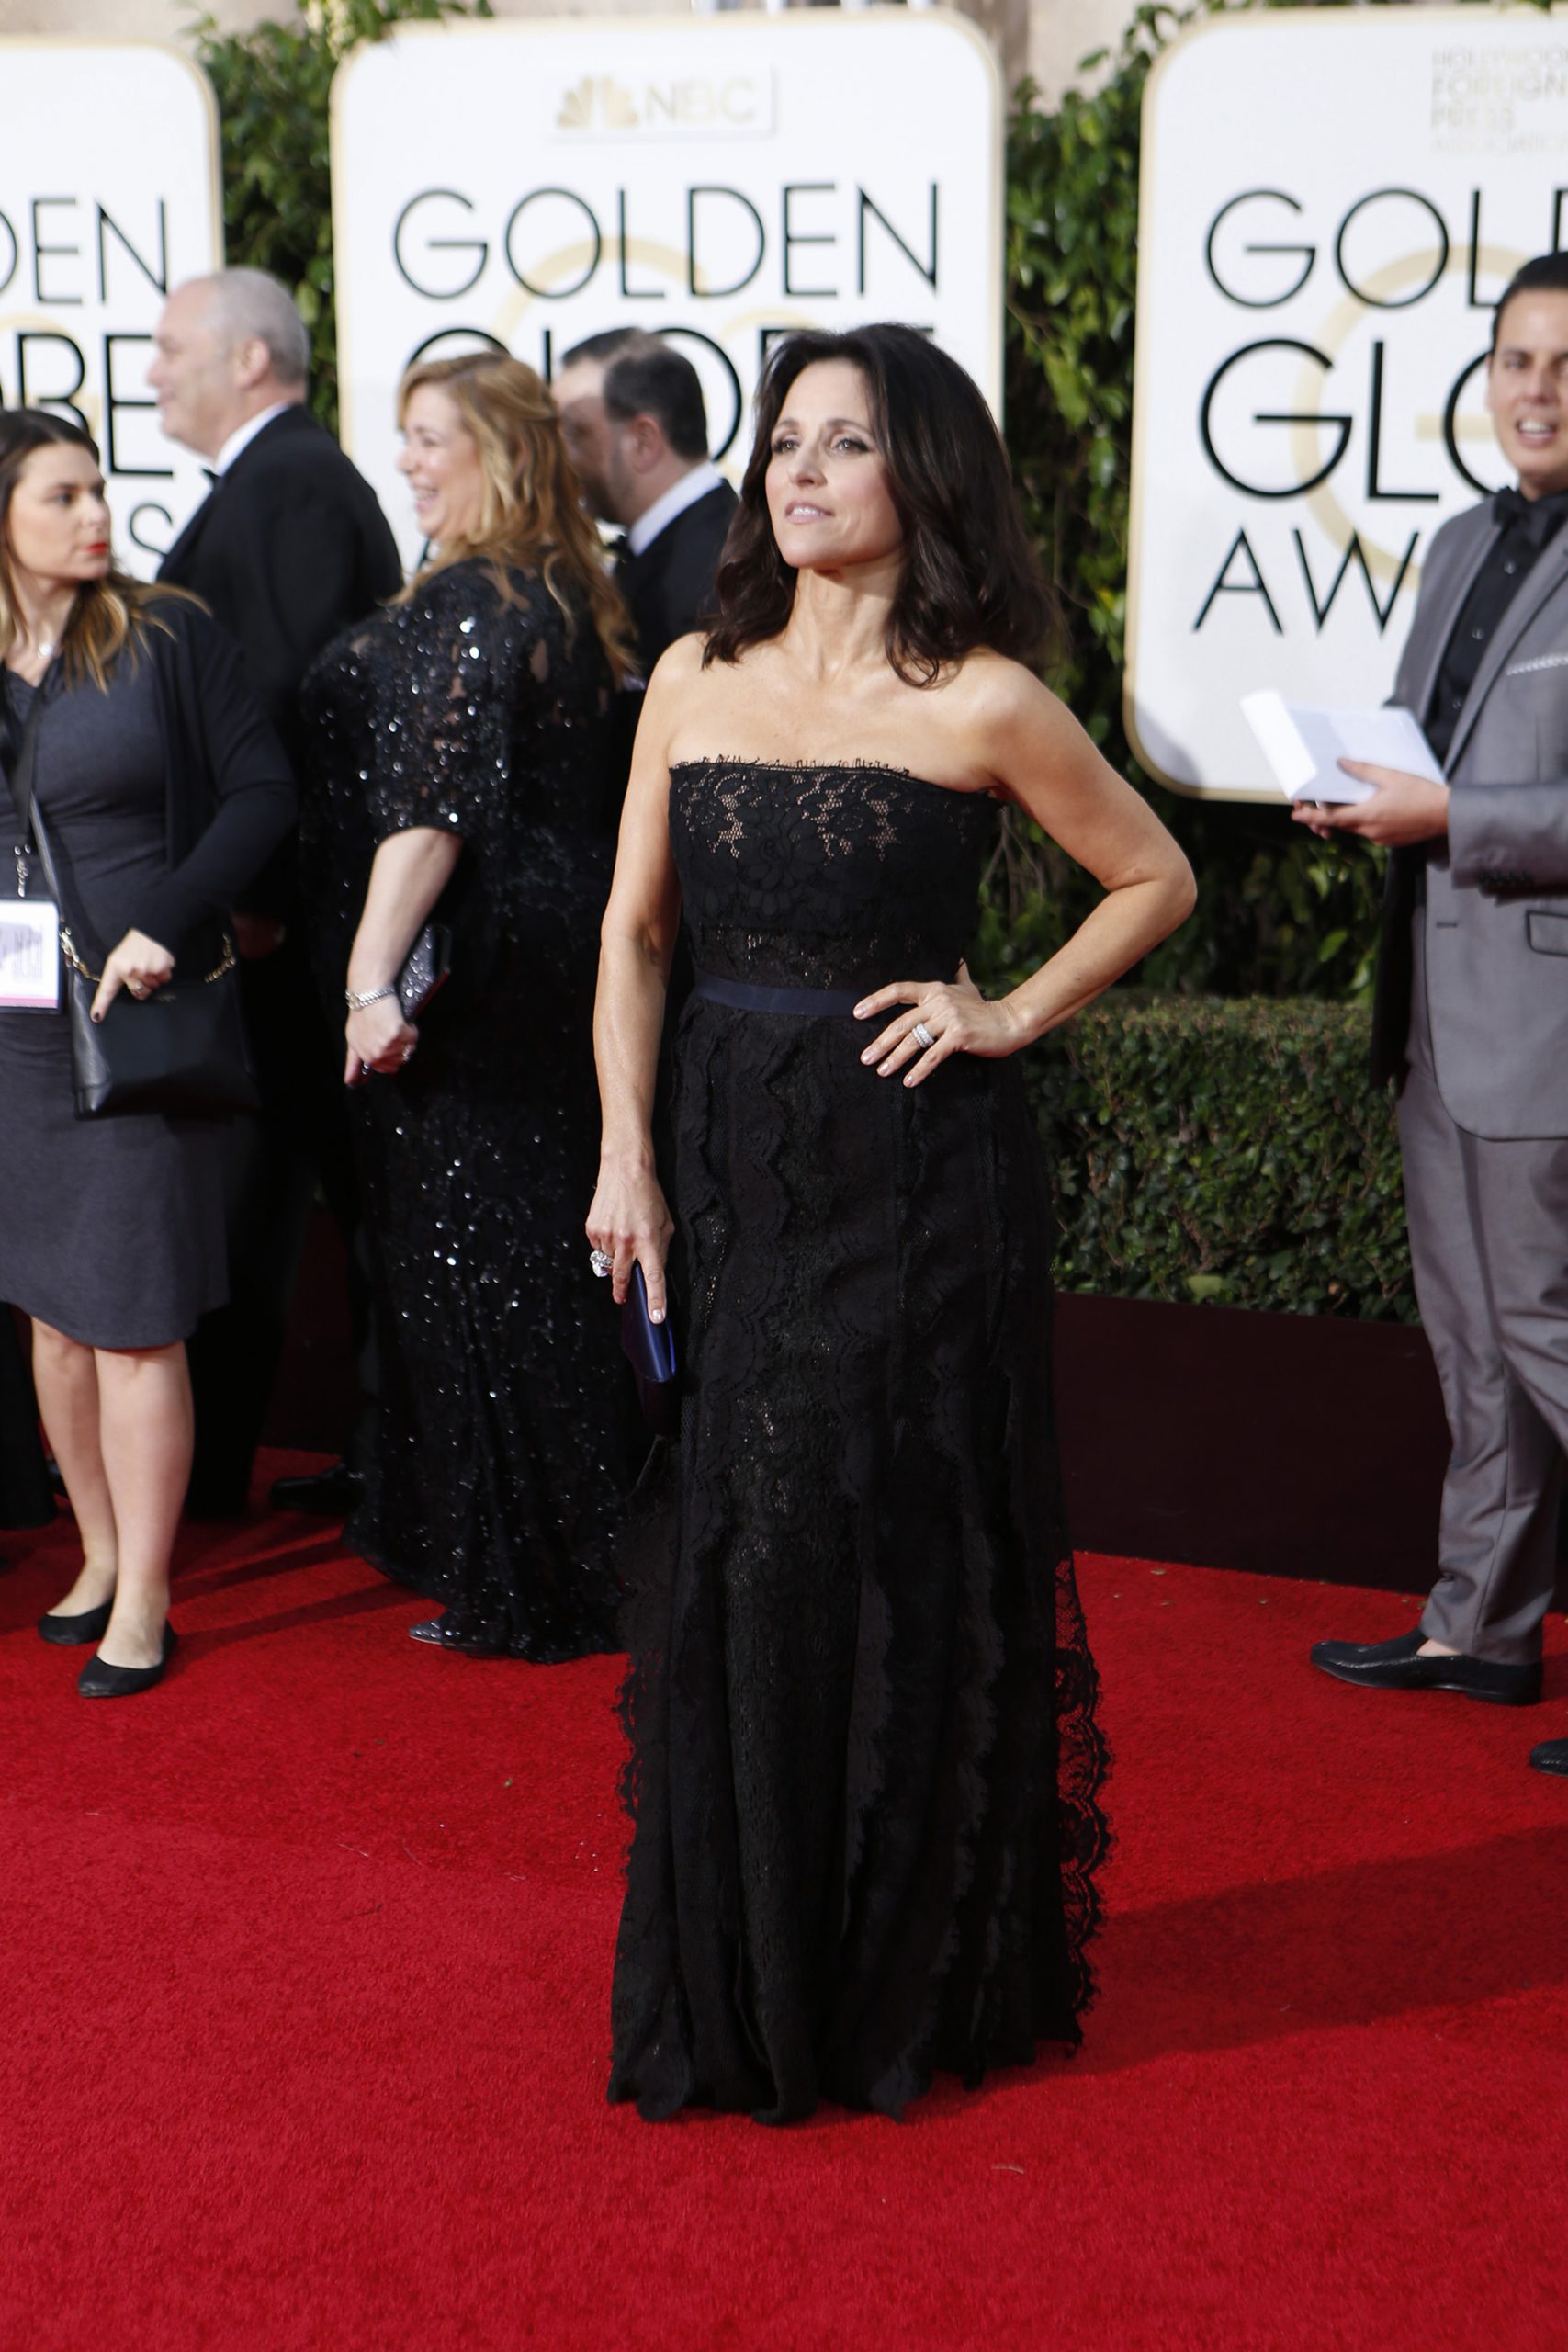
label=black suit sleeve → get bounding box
[215,470,388,741]
[130,618,297,952]
[192,438,402,920]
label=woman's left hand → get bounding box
[854,964,1028,1087]
[344,996,420,1084]
[91,929,175,1023]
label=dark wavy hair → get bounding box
[704,324,1061,684]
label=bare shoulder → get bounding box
[949,648,1057,720]
[944,650,1077,773]
[646,632,709,691]
[634,635,710,751]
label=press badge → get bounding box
[0,897,62,1010]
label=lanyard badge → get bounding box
[1,845,62,1010]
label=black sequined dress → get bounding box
[300,562,639,1658]
[609,760,1109,2122]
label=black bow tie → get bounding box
[605,533,631,568]
[1492,483,1568,541]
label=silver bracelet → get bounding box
[345,983,400,1012]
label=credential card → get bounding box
[0,899,62,1010]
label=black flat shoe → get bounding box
[78,1624,177,1698]
[1529,1737,1568,1776]
[408,1614,509,1657]
[1310,1629,1540,1706]
[39,1597,114,1647]
[268,1463,365,1517]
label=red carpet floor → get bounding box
[3,1452,1566,2352]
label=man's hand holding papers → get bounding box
[1289,766,1450,846]
[1238,690,1451,846]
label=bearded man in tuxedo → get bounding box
[1302,254,1568,1780]
[554,330,737,675]
[152,268,402,1519]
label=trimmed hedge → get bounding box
[1032,993,1416,1323]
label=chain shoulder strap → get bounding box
[58,928,239,987]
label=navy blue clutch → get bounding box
[622,1263,678,1434]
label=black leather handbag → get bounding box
[61,919,256,1118]
[6,691,258,1120]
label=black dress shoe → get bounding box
[1311,1628,1540,1706]
[408,1613,509,1657]
[268,1462,365,1517]
[78,1624,176,1698]
[38,1597,114,1646]
[1529,1737,1568,1776]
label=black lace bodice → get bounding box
[671,757,996,993]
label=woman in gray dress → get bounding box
[0,412,293,1696]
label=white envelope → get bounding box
[1241,691,1444,804]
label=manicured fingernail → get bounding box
[861,1047,876,1063]
[92,1012,102,1023]
[650,1309,664,1324]
[853,1003,869,1018]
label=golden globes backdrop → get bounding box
[1127,6,1568,799]
[330,8,1003,571]
[0,41,221,576]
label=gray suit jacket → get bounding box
[1374,498,1568,1139]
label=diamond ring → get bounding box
[912,1021,936,1050]
[590,1248,614,1277]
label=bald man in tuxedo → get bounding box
[152,268,401,1518]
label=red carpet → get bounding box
[4,1453,1565,2352]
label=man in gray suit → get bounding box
[1301,253,1568,1778]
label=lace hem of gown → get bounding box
[610,1431,1111,2122]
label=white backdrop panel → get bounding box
[0,41,221,578]
[1128,7,1568,798]
[331,9,1002,572]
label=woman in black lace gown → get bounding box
[590,327,1196,2120]
[302,355,640,1659]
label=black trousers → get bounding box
[186,935,372,1511]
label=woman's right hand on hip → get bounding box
[587,1161,673,1321]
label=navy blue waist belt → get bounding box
[693,969,864,1018]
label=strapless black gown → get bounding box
[609,760,1109,2123]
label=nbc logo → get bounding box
[557,76,639,131]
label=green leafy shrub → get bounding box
[1031,992,1416,1321]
